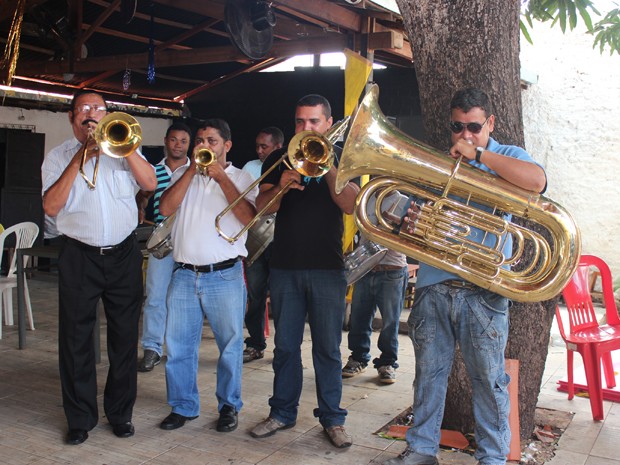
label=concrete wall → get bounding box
[520,22,620,280]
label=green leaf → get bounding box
[558,0,568,32]
[520,19,534,44]
[568,1,578,29]
[521,0,620,55]
[575,0,594,31]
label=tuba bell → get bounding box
[335,84,581,302]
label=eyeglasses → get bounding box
[74,104,107,114]
[449,116,490,134]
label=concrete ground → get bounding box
[1,274,619,465]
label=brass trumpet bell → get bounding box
[194,147,217,175]
[214,116,350,244]
[79,111,142,190]
[336,84,581,302]
[95,112,142,158]
[287,130,334,178]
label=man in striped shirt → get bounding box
[136,122,191,372]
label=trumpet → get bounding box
[194,147,217,175]
[79,112,142,190]
[214,116,350,244]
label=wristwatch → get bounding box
[475,146,485,163]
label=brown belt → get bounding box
[372,264,405,272]
[441,279,478,290]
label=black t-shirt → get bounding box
[260,146,344,270]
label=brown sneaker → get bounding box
[324,425,352,448]
[250,417,295,438]
[342,356,367,378]
[378,365,396,384]
[243,347,265,363]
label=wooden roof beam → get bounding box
[16,35,348,75]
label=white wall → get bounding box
[521,22,620,279]
[0,106,170,155]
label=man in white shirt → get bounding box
[41,90,156,446]
[158,119,257,434]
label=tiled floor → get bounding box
[1,274,620,465]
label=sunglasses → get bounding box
[449,116,490,134]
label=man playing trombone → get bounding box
[158,119,257,434]
[250,95,359,449]
[41,90,156,445]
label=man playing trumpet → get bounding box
[41,90,156,445]
[158,119,257,433]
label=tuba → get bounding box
[80,112,142,190]
[335,84,581,302]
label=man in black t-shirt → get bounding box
[249,95,359,449]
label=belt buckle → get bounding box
[448,280,474,290]
[99,246,114,255]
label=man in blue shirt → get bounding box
[385,88,546,465]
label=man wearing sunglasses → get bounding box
[385,88,546,465]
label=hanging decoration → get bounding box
[1,0,27,85]
[121,0,137,24]
[123,68,132,91]
[147,2,156,84]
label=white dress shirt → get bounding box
[170,163,258,265]
[41,136,145,247]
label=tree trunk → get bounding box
[395,0,556,439]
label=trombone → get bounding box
[79,112,142,190]
[215,117,350,244]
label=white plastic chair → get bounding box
[0,222,40,339]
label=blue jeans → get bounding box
[406,283,511,465]
[348,266,408,368]
[268,268,348,428]
[141,253,175,355]
[165,262,246,416]
[244,244,272,351]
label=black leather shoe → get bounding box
[112,421,135,438]
[160,412,198,430]
[216,405,238,432]
[138,349,161,372]
[66,429,88,445]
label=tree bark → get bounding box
[395,0,555,439]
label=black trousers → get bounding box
[57,235,144,431]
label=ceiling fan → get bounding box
[224,0,276,60]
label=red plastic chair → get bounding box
[555,254,620,420]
